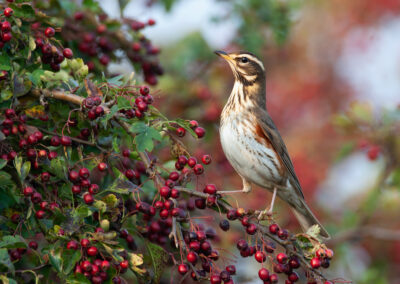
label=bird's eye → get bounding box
[241,57,249,63]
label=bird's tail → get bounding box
[291,198,330,239]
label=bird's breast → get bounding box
[220,113,284,186]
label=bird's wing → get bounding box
[253,108,304,199]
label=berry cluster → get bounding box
[83,95,105,120]
[175,119,206,139]
[32,23,74,71]
[0,11,13,48]
[119,85,154,119]
[65,12,163,84]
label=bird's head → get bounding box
[215,50,265,86]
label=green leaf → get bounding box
[0,159,7,170]
[0,275,17,284]
[49,157,66,179]
[73,205,93,220]
[28,69,45,86]
[13,76,32,97]
[0,53,11,71]
[82,0,101,12]
[0,248,14,275]
[117,96,132,109]
[102,194,118,209]
[65,273,91,284]
[49,245,62,273]
[143,242,169,283]
[0,235,26,249]
[62,249,82,274]
[0,171,13,186]
[1,90,13,101]
[106,175,138,194]
[107,74,124,86]
[9,3,35,19]
[14,157,30,181]
[130,122,162,152]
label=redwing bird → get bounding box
[215,50,330,238]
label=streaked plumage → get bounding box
[216,50,330,238]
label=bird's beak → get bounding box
[215,50,234,63]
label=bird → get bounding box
[215,50,330,239]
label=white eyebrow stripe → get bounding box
[245,54,265,71]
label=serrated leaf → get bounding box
[117,96,132,109]
[62,249,82,274]
[0,53,11,71]
[28,69,45,86]
[0,249,14,275]
[107,74,124,86]
[131,123,162,152]
[106,175,138,194]
[1,90,13,101]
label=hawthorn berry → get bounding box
[246,223,257,235]
[98,162,107,171]
[187,157,197,168]
[35,210,46,219]
[23,186,34,196]
[310,257,321,268]
[81,260,92,272]
[276,252,288,264]
[255,251,266,263]
[176,127,186,137]
[87,246,98,256]
[193,164,204,175]
[178,263,188,275]
[60,136,72,146]
[258,268,270,281]
[67,240,79,250]
[81,238,90,247]
[204,184,217,194]
[119,260,129,269]
[28,241,38,250]
[186,251,198,264]
[4,7,13,17]
[210,274,221,284]
[226,265,236,275]
[269,223,280,234]
[83,193,94,204]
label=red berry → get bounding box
[194,127,205,138]
[170,188,180,198]
[81,260,92,272]
[236,239,248,251]
[63,48,73,59]
[258,268,269,281]
[68,170,79,182]
[61,136,72,146]
[4,7,13,17]
[210,274,221,284]
[28,241,38,250]
[201,154,212,164]
[23,186,34,196]
[310,257,321,268]
[44,27,55,38]
[255,251,266,263]
[193,164,204,175]
[4,108,15,118]
[226,265,236,275]
[178,155,188,165]
[367,145,380,160]
[176,127,186,137]
[41,172,50,182]
[79,167,90,179]
[289,271,299,282]
[67,240,79,250]
[35,210,46,219]
[189,120,198,129]
[186,251,198,264]
[269,223,280,234]
[119,260,129,269]
[269,274,279,283]
[71,185,81,194]
[276,253,288,264]
[187,157,197,168]
[226,209,237,220]
[278,228,289,240]
[87,246,98,256]
[78,239,89,249]
[139,85,150,96]
[204,184,217,194]
[148,19,156,26]
[289,256,300,269]
[246,223,257,235]
[1,21,11,32]
[83,193,94,204]
[88,184,99,194]
[98,162,107,171]
[178,263,188,275]
[159,186,171,198]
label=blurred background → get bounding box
[103,0,400,283]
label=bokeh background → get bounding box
[104,1,400,283]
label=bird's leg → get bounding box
[258,187,277,220]
[218,178,252,195]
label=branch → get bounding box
[29,88,328,282]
